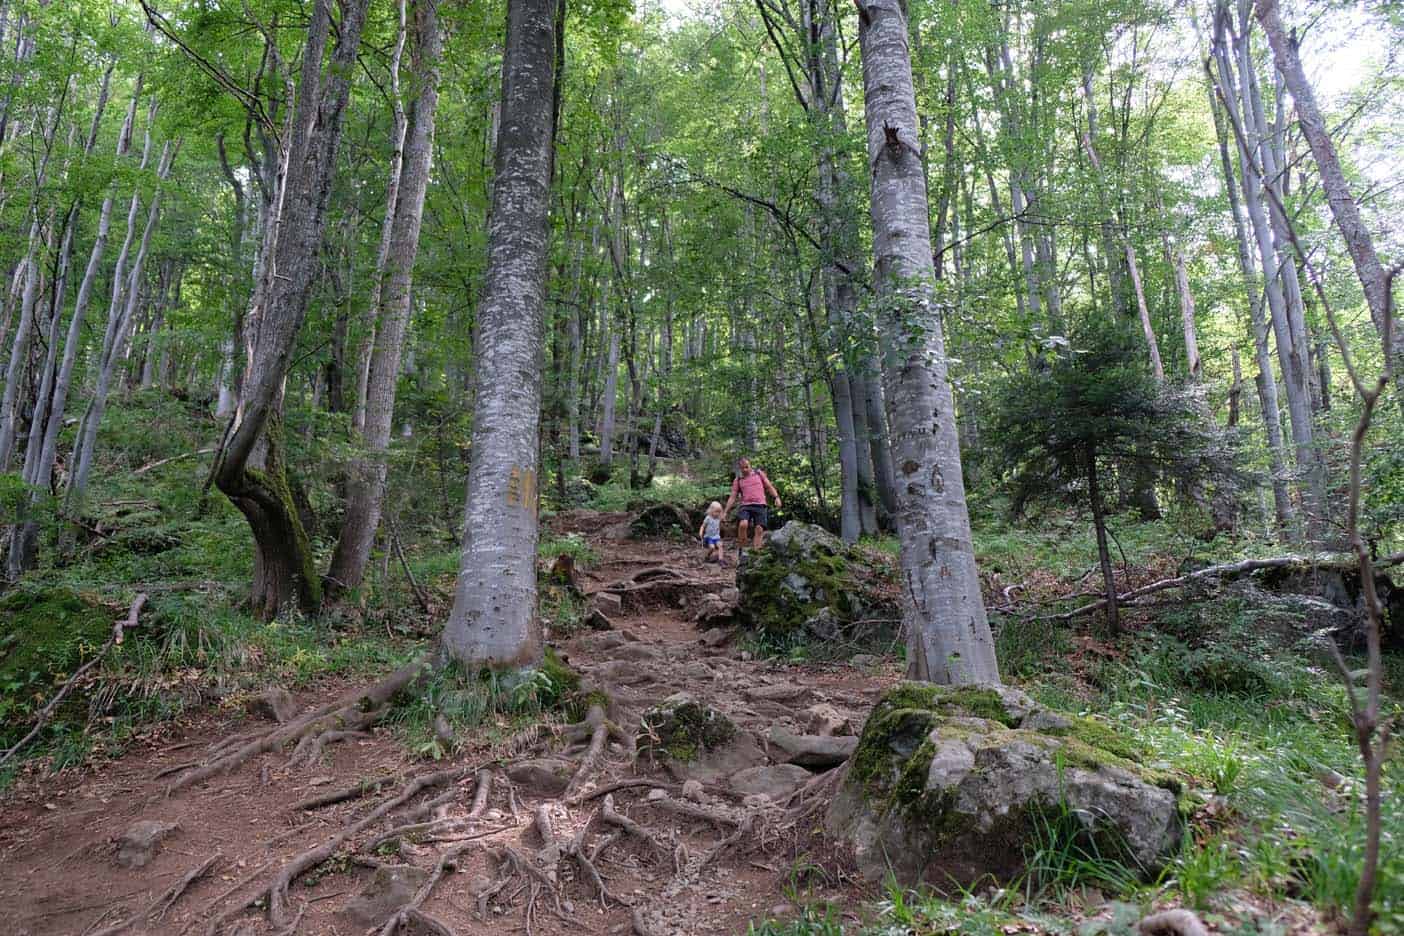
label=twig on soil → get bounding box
[168,658,430,794]
[0,593,147,771]
[291,775,396,811]
[90,853,222,936]
[1040,551,1404,621]
[203,767,462,932]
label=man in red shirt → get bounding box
[722,457,782,553]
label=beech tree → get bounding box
[855,0,999,685]
[440,0,560,668]
[210,0,370,617]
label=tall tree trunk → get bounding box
[1201,26,1293,532]
[598,331,619,469]
[856,0,999,686]
[352,0,408,433]
[212,0,370,617]
[1254,0,1401,380]
[68,139,177,507]
[328,0,443,600]
[1212,11,1324,536]
[441,0,559,668]
[1086,444,1119,633]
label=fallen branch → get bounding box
[0,593,147,771]
[1043,552,1404,621]
[90,853,221,936]
[133,447,216,476]
[388,516,432,614]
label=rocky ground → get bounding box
[0,511,894,936]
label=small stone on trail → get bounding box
[768,726,858,768]
[506,757,574,796]
[680,660,714,679]
[745,681,811,704]
[850,653,880,668]
[730,764,812,801]
[342,864,430,928]
[647,788,668,802]
[804,703,852,737]
[114,819,179,869]
[682,779,705,802]
[584,607,615,631]
[308,775,335,786]
[1138,908,1211,936]
[699,626,732,648]
[612,642,664,662]
[246,687,298,723]
[739,651,753,661]
[591,591,624,616]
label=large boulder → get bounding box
[735,522,898,639]
[827,683,1185,889]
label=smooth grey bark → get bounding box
[856,0,999,686]
[352,0,409,433]
[1254,0,1400,378]
[328,0,442,600]
[0,82,68,470]
[68,139,177,507]
[6,65,115,573]
[8,81,137,574]
[1204,62,1294,530]
[598,330,620,467]
[1212,12,1324,535]
[441,0,559,669]
[212,0,370,617]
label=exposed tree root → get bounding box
[378,840,475,936]
[202,766,461,933]
[168,658,429,793]
[561,703,632,800]
[89,852,221,936]
[599,793,670,862]
[292,775,396,811]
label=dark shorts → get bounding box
[738,504,768,529]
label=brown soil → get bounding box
[0,513,893,935]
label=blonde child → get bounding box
[698,501,727,565]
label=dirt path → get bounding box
[0,512,891,935]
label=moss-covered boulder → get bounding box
[636,692,766,782]
[827,683,1184,888]
[735,522,897,638]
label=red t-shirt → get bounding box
[733,470,768,506]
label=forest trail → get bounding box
[0,512,888,936]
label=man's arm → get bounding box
[723,481,738,515]
[763,473,782,507]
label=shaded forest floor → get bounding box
[0,511,890,936]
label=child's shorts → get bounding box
[703,536,720,547]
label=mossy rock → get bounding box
[735,521,897,639]
[637,692,737,764]
[0,586,116,747]
[829,682,1184,889]
[628,504,692,539]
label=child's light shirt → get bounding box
[702,515,721,539]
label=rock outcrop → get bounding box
[735,522,898,640]
[827,683,1185,888]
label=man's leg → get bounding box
[737,519,750,552]
[752,523,765,549]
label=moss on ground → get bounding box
[638,698,736,763]
[0,587,115,746]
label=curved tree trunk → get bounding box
[327,0,443,600]
[212,0,370,618]
[441,0,559,669]
[856,0,999,686]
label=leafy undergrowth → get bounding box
[0,393,430,786]
[749,529,1403,935]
